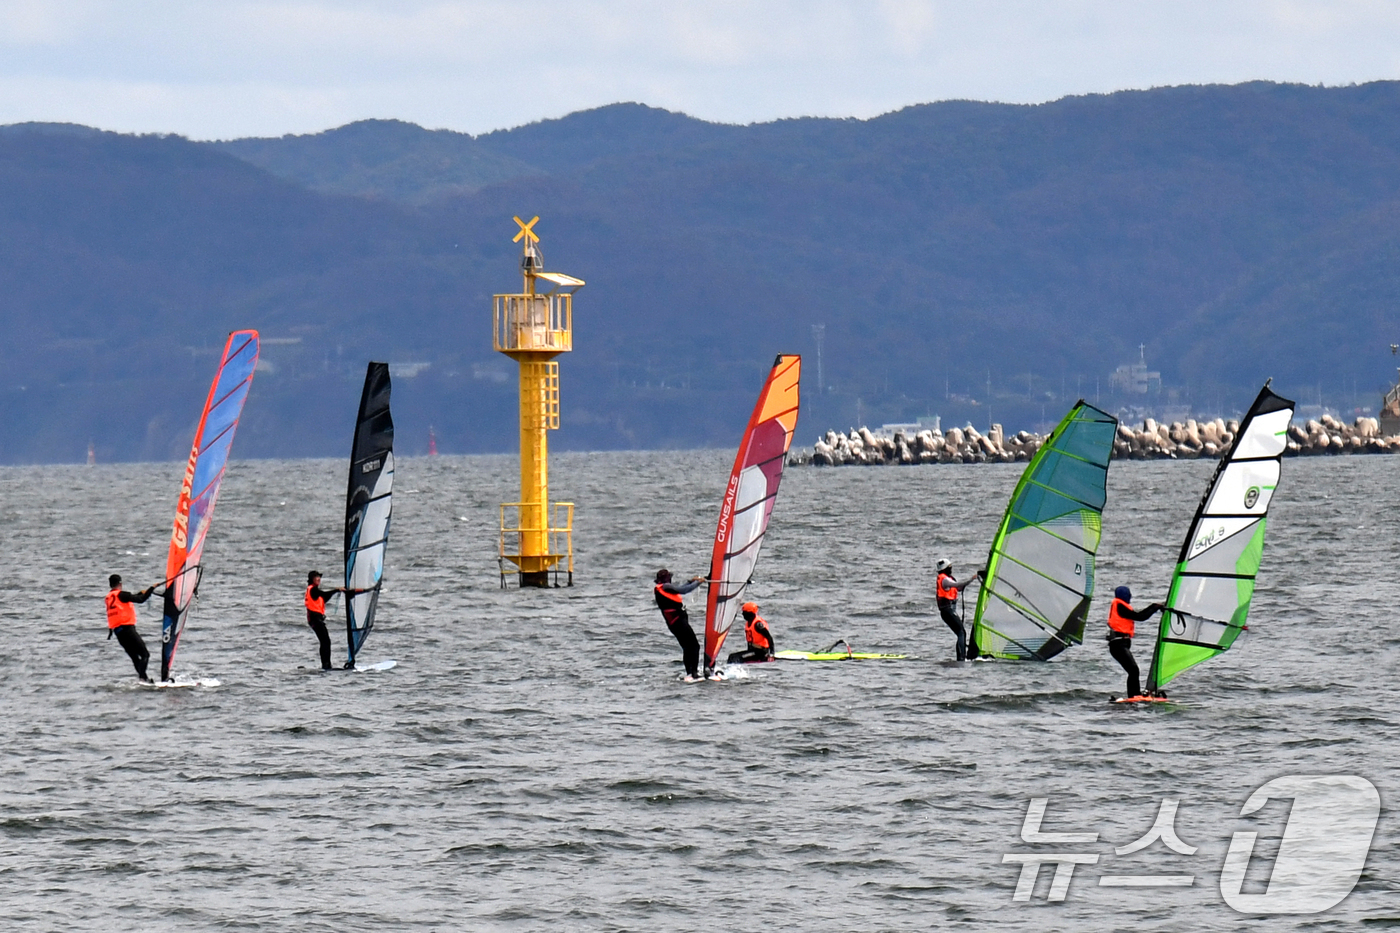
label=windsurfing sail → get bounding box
[160,330,259,680]
[703,355,801,673]
[1146,383,1294,693]
[344,361,394,667]
[971,401,1118,660]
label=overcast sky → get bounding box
[1,0,1398,140]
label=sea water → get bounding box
[0,452,1396,931]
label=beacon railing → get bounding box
[498,501,574,587]
[493,294,573,354]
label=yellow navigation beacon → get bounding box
[494,215,582,587]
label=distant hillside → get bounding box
[215,119,542,204]
[4,83,1400,464]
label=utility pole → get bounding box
[811,324,825,395]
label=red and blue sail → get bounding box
[160,330,259,681]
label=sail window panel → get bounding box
[1202,460,1279,518]
[1184,518,1263,574]
[748,418,793,465]
[1153,641,1221,687]
[1171,573,1255,629]
[1042,510,1102,555]
[1000,522,1095,598]
[988,558,1084,631]
[1232,408,1292,459]
[190,383,256,495]
[1162,609,1235,650]
[348,587,379,625]
[1055,416,1118,465]
[1009,483,1096,532]
[979,594,1053,657]
[1185,514,1259,562]
[195,383,249,455]
[1026,449,1109,511]
[354,467,394,545]
[349,539,386,589]
[348,590,380,654]
[725,466,773,561]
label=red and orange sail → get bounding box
[703,355,801,672]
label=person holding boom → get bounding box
[935,558,983,661]
[104,573,156,683]
[653,568,706,681]
[1105,585,1164,698]
[305,571,347,671]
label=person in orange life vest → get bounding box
[1106,585,1164,698]
[727,602,776,664]
[105,573,156,683]
[935,558,983,661]
[305,571,347,671]
[654,568,706,680]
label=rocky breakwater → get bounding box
[802,424,1040,466]
[792,415,1400,466]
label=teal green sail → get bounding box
[1146,383,1294,692]
[970,401,1118,660]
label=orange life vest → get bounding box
[1107,597,1135,637]
[936,572,958,603]
[105,587,136,629]
[745,615,771,651]
[305,585,326,615]
[654,584,686,628]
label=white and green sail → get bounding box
[971,401,1118,660]
[1146,383,1294,692]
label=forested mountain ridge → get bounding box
[3,82,1399,463]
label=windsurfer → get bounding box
[935,559,983,660]
[654,568,705,681]
[105,573,155,683]
[1106,585,1164,698]
[305,571,347,671]
[727,601,775,664]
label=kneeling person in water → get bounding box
[727,602,775,664]
[105,573,156,683]
[1106,585,1164,698]
[305,571,347,670]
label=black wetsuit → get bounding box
[937,572,979,661]
[110,589,153,680]
[1108,602,1162,697]
[307,585,339,670]
[655,580,703,677]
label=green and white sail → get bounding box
[971,401,1118,660]
[1146,383,1294,692]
